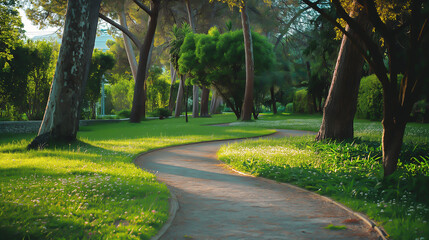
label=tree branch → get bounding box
[98,13,142,49]
[132,0,151,15]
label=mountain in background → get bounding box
[32,30,115,51]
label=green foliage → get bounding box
[0,0,23,62]
[285,103,294,113]
[116,109,131,119]
[357,74,383,121]
[146,65,170,112]
[106,75,134,112]
[324,224,347,230]
[177,27,275,118]
[151,108,171,119]
[83,49,115,119]
[293,89,313,113]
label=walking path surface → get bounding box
[134,130,381,240]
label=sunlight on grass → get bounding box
[218,114,429,240]
[0,114,272,239]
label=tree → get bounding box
[84,49,115,119]
[303,0,429,176]
[178,28,275,119]
[0,0,23,63]
[129,0,161,123]
[315,2,372,141]
[28,0,102,149]
[27,40,58,120]
[169,23,192,117]
[210,0,271,120]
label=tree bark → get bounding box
[130,0,160,123]
[240,1,255,121]
[174,75,185,118]
[200,87,210,117]
[192,85,199,117]
[119,4,138,82]
[168,62,177,112]
[28,0,102,149]
[210,88,223,114]
[316,8,371,141]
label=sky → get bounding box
[18,9,58,38]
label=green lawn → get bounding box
[0,114,273,239]
[219,113,429,240]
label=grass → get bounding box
[218,113,429,240]
[0,114,273,239]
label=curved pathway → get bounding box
[134,130,380,240]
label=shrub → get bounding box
[285,103,294,113]
[357,75,383,121]
[153,108,171,119]
[116,109,131,119]
[293,89,313,113]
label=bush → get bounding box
[293,89,313,113]
[153,108,171,119]
[357,75,383,121]
[116,109,131,119]
[285,103,294,113]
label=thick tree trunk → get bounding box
[174,75,185,118]
[168,63,177,112]
[316,10,370,141]
[28,0,102,149]
[119,5,138,82]
[130,1,160,123]
[200,87,210,117]
[382,117,406,177]
[210,88,223,115]
[270,86,277,114]
[240,1,255,121]
[192,85,199,118]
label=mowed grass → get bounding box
[219,113,429,240]
[0,114,273,240]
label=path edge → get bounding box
[226,166,389,240]
[150,189,179,240]
[132,131,277,240]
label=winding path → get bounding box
[134,130,381,240]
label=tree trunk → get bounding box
[200,87,210,117]
[315,9,370,141]
[270,86,277,114]
[168,62,177,112]
[382,116,406,177]
[174,75,184,118]
[240,1,254,121]
[28,0,102,149]
[119,4,138,82]
[192,85,199,117]
[130,0,160,123]
[210,88,223,115]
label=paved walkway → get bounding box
[134,130,380,240]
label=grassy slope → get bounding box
[0,114,273,240]
[219,113,429,240]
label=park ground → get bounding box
[0,113,428,239]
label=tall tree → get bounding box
[315,2,371,141]
[28,0,102,149]
[129,0,161,123]
[303,0,429,176]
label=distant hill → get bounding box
[32,31,115,51]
